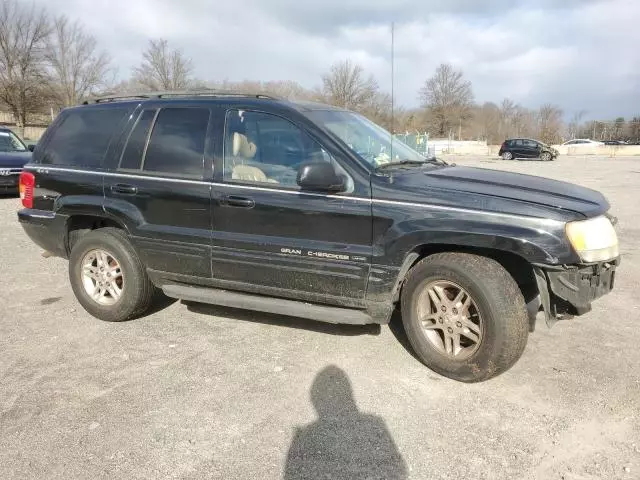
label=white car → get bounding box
[561,139,605,147]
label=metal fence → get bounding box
[393,133,435,157]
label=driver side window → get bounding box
[223,109,331,188]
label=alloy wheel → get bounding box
[81,249,124,305]
[416,280,483,360]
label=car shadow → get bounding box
[283,365,408,480]
[138,292,179,319]
[185,301,381,337]
[387,308,422,363]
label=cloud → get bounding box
[29,0,640,119]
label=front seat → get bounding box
[229,132,277,183]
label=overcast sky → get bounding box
[32,0,639,119]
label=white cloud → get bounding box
[27,0,640,118]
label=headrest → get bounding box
[232,132,257,158]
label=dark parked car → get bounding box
[18,91,619,382]
[0,127,32,193]
[499,138,558,161]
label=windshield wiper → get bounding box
[375,157,448,171]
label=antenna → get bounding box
[391,21,395,161]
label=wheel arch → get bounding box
[65,214,129,255]
[392,244,538,312]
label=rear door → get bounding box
[30,106,133,213]
[511,139,526,158]
[209,107,372,307]
[103,104,214,278]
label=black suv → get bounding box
[499,138,559,161]
[18,91,619,382]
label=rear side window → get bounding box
[40,108,129,167]
[119,109,157,170]
[142,108,209,177]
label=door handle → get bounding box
[110,183,138,195]
[223,195,255,208]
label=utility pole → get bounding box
[390,21,395,159]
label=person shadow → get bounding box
[283,366,408,480]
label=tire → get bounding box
[69,227,155,322]
[540,152,552,161]
[502,151,513,160]
[400,252,529,382]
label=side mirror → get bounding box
[28,144,35,152]
[297,161,345,192]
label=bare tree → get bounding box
[0,0,50,136]
[628,116,640,142]
[133,39,193,91]
[420,63,474,138]
[537,104,563,144]
[498,99,538,140]
[613,117,625,140]
[45,15,112,107]
[566,110,587,140]
[469,102,501,143]
[360,92,393,130]
[321,60,378,111]
[394,108,426,133]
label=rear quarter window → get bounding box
[38,107,130,167]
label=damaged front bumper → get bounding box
[533,258,620,327]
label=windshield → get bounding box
[307,110,426,167]
[0,131,27,152]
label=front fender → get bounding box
[373,209,576,267]
[366,204,579,305]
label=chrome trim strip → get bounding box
[23,165,563,224]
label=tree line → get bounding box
[1,0,638,144]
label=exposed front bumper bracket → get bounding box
[534,258,619,328]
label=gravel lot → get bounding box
[1,155,639,480]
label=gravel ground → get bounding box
[1,155,639,480]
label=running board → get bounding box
[162,284,375,325]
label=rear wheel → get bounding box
[400,252,529,382]
[540,151,552,161]
[502,151,513,160]
[69,228,155,322]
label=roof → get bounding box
[78,90,346,113]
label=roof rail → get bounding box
[82,89,279,104]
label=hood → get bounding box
[0,151,31,167]
[376,165,608,219]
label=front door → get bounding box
[522,139,540,158]
[103,105,214,278]
[210,108,372,307]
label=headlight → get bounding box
[565,215,619,262]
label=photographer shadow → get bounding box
[284,366,407,480]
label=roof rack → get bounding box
[82,89,279,104]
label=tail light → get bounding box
[19,171,35,208]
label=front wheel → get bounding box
[540,152,552,161]
[502,151,513,160]
[400,252,529,382]
[69,228,156,322]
